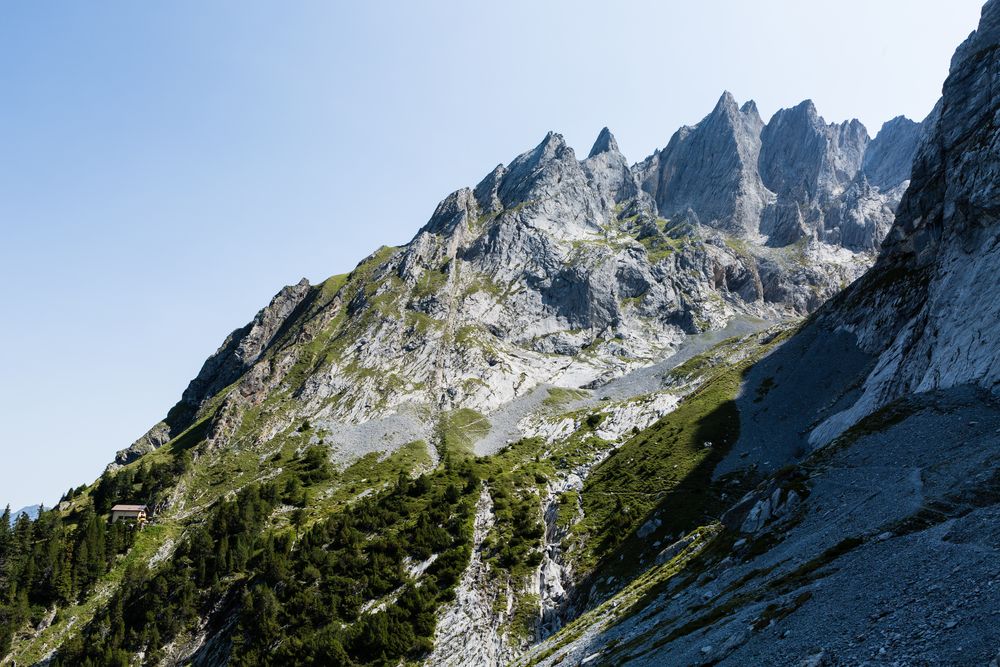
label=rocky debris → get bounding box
[736,487,802,534]
[654,532,699,565]
[535,456,611,640]
[720,470,809,534]
[523,388,1000,667]
[536,476,578,639]
[821,176,901,251]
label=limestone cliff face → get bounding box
[637,93,771,235]
[635,93,919,252]
[113,96,919,466]
[862,115,923,191]
[811,0,1000,444]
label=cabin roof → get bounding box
[111,504,147,512]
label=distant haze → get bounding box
[0,0,985,509]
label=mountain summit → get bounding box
[587,127,620,157]
[8,3,1000,664]
[108,93,916,469]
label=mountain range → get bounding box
[2,2,999,665]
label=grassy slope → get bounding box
[572,327,795,587]
[5,232,799,666]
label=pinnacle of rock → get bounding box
[588,127,620,158]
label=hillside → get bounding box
[8,8,1000,664]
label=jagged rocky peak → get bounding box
[473,163,507,215]
[758,99,874,247]
[422,187,478,236]
[639,91,771,235]
[581,127,641,207]
[862,114,923,190]
[631,91,920,250]
[496,131,575,205]
[482,131,611,234]
[759,99,869,201]
[758,100,923,249]
[587,126,620,157]
[740,99,760,117]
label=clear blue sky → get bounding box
[0,0,984,510]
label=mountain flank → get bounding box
[6,4,1000,664]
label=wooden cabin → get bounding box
[110,504,148,525]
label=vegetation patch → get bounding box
[574,358,744,572]
[52,453,480,666]
[542,387,590,411]
[439,408,491,457]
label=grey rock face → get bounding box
[182,278,312,409]
[821,177,901,251]
[756,99,913,250]
[636,93,919,252]
[640,92,772,234]
[474,164,507,215]
[811,0,1000,444]
[495,132,602,230]
[580,128,641,208]
[759,99,868,202]
[108,93,920,468]
[587,127,619,157]
[862,115,922,190]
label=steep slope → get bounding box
[112,97,918,470]
[808,6,1000,444]
[637,93,771,235]
[1,91,923,667]
[523,2,1000,665]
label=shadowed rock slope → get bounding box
[523,2,1000,664]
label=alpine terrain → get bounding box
[2,2,999,665]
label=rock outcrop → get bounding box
[108,93,921,468]
[862,115,923,191]
[520,5,1000,665]
[637,92,771,235]
[810,0,1000,443]
[113,278,312,465]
